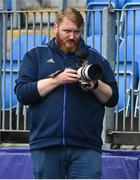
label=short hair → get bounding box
[55,8,84,28]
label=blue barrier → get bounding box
[0,147,140,179]
[0,147,33,179]
[102,149,140,179]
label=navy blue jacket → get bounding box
[15,38,118,152]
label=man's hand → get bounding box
[81,80,113,104]
[54,68,80,85]
[37,68,80,97]
[81,81,98,91]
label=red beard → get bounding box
[55,32,80,53]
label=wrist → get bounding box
[92,80,99,89]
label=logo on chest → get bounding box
[46,58,55,63]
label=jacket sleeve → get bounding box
[101,58,119,107]
[14,50,43,105]
[103,81,119,107]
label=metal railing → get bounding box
[0,8,140,146]
[0,10,58,134]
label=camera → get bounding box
[77,64,103,85]
[75,40,103,86]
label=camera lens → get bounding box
[87,64,102,81]
[77,64,102,81]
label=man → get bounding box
[15,8,118,179]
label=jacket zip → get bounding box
[62,84,67,145]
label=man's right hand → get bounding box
[37,69,80,97]
[54,68,80,85]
